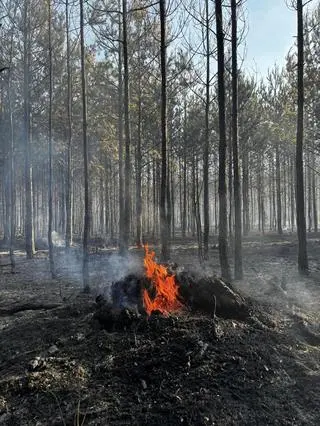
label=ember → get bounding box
[142,245,183,315]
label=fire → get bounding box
[143,245,183,316]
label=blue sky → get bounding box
[243,0,316,79]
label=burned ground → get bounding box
[0,234,320,425]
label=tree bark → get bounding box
[80,0,90,291]
[215,0,231,281]
[65,0,73,249]
[296,0,308,273]
[122,0,131,251]
[118,1,125,251]
[312,140,317,232]
[275,143,282,235]
[23,0,35,259]
[159,0,170,261]
[48,0,56,278]
[135,83,142,246]
[203,0,210,258]
[231,0,242,279]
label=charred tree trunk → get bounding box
[312,140,318,232]
[23,1,35,259]
[242,149,250,235]
[65,0,73,249]
[8,79,15,273]
[122,0,131,251]
[203,0,210,259]
[135,74,142,247]
[231,0,242,279]
[275,144,282,235]
[118,2,125,251]
[182,101,187,238]
[48,0,56,278]
[159,0,170,261]
[80,0,90,291]
[296,0,308,273]
[215,0,231,281]
[135,23,143,247]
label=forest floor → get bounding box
[0,233,320,425]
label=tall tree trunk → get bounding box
[312,140,318,232]
[48,0,56,278]
[215,0,231,281]
[291,157,295,232]
[118,0,125,251]
[6,14,16,272]
[65,0,73,248]
[242,149,250,235]
[171,165,175,240]
[296,0,308,273]
[135,55,142,247]
[122,0,131,251]
[307,149,312,231]
[80,0,90,290]
[275,144,282,235]
[159,0,169,261]
[182,101,187,238]
[231,0,243,279]
[6,79,15,272]
[203,0,210,258]
[23,1,35,258]
[231,0,243,280]
[228,130,233,238]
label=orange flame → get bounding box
[143,245,183,316]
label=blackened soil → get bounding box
[0,236,320,425]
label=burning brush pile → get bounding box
[93,245,250,331]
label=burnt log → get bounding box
[0,303,61,316]
[93,303,143,332]
[177,272,249,320]
[111,274,146,313]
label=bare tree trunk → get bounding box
[182,101,187,238]
[122,0,131,251]
[80,0,90,291]
[23,1,35,259]
[48,0,56,278]
[65,0,73,248]
[228,130,233,238]
[296,0,308,273]
[171,165,175,240]
[307,149,312,232]
[231,0,243,279]
[135,55,142,247]
[117,3,125,250]
[275,143,282,235]
[159,0,169,261]
[242,150,249,235]
[215,0,231,281]
[312,140,318,232]
[6,13,16,272]
[203,0,210,258]
[8,80,15,273]
[291,157,295,232]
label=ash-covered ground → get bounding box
[0,233,319,425]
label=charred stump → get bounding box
[177,272,250,320]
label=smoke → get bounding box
[92,251,144,299]
[55,247,144,301]
[36,231,65,249]
[51,231,65,247]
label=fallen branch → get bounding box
[0,303,61,316]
